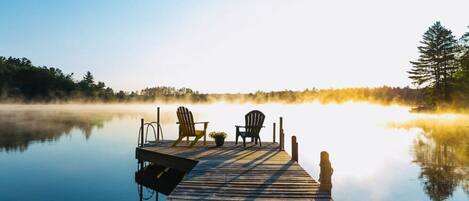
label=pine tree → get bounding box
[408,21,458,102]
[78,71,96,97]
[459,28,469,71]
[82,71,94,87]
[452,28,469,105]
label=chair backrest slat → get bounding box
[245,110,265,136]
[177,106,196,136]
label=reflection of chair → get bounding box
[172,106,208,147]
[235,110,265,148]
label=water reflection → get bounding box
[392,119,469,201]
[0,106,153,152]
[0,111,102,152]
[135,162,185,201]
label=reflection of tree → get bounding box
[414,138,459,201]
[463,178,469,195]
[406,119,469,201]
[0,110,133,152]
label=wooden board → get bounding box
[136,141,333,201]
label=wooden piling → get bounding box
[273,122,276,143]
[279,117,284,151]
[140,118,144,147]
[292,135,298,162]
[157,107,160,142]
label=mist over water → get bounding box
[0,103,467,201]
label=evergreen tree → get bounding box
[458,28,469,71]
[408,21,458,103]
[81,71,95,88]
[452,28,469,105]
[78,71,96,97]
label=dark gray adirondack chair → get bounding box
[172,106,208,147]
[235,110,265,148]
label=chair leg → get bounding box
[190,135,203,147]
[243,137,246,148]
[258,137,261,147]
[172,136,184,147]
[204,134,206,145]
[235,133,239,144]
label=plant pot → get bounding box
[215,138,225,147]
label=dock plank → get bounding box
[136,141,332,200]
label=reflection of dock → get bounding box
[136,141,332,200]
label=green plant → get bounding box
[209,131,227,139]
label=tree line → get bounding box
[0,56,424,105]
[0,57,419,105]
[0,57,209,103]
[408,21,469,108]
[210,86,421,105]
[0,56,115,102]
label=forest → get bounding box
[1,22,468,108]
[0,56,421,105]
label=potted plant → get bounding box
[209,131,227,147]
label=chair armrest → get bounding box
[194,122,209,131]
[236,125,264,128]
[177,122,209,124]
[194,122,209,124]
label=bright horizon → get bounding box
[1,0,468,93]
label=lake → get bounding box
[0,103,467,201]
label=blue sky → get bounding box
[0,0,198,87]
[1,0,468,93]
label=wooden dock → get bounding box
[136,141,332,201]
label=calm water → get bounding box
[0,103,468,201]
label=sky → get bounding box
[1,0,468,93]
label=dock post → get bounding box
[157,107,160,142]
[319,151,333,195]
[140,118,144,147]
[273,122,276,143]
[279,117,284,151]
[292,136,298,162]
